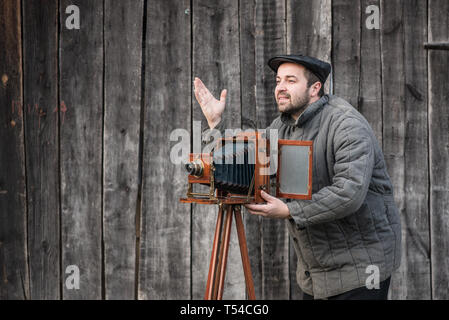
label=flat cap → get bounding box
[268,54,331,84]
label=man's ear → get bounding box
[311,81,322,98]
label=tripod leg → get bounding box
[234,206,256,300]
[204,204,224,300]
[212,207,227,299]
[216,204,233,300]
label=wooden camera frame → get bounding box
[180,131,313,205]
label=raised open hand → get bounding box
[193,77,227,129]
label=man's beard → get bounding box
[277,92,311,117]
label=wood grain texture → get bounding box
[287,0,332,100]
[287,0,332,300]
[59,0,103,299]
[22,0,60,300]
[103,0,143,300]
[1,0,448,301]
[0,0,29,300]
[332,0,361,109]
[255,0,286,128]
[239,0,257,128]
[397,0,431,300]
[138,0,192,299]
[192,0,244,300]
[381,0,431,300]
[255,0,289,300]
[239,0,263,299]
[380,0,407,299]
[359,0,383,145]
[428,0,449,300]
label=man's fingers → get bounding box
[193,86,201,102]
[194,78,216,106]
[194,78,206,96]
[194,87,211,108]
[194,77,204,89]
[260,190,275,202]
[194,77,225,103]
[220,89,227,102]
[194,78,211,97]
[245,208,266,217]
[245,203,268,213]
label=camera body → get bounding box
[180,131,313,205]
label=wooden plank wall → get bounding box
[22,0,60,300]
[139,0,191,299]
[428,0,449,300]
[0,0,448,300]
[103,0,142,300]
[0,0,29,299]
[192,0,245,300]
[59,0,104,299]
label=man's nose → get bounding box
[276,82,287,92]
[277,87,288,96]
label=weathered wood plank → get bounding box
[103,0,143,300]
[59,0,103,299]
[138,0,192,300]
[381,0,431,300]
[192,0,244,300]
[0,0,29,300]
[288,0,332,93]
[22,0,60,300]
[239,0,263,299]
[332,0,361,109]
[380,0,406,300]
[240,0,288,300]
[255,0,286,128]
[397,0,431,300]
[359,0,383,145]
[287,0,332,300]
[239,0,256,129]
[428,0,449,300]
[254,0,289,300]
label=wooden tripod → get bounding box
[204,204,256,300]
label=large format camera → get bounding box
[180,131,313,204]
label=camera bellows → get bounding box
[213,141,255,195]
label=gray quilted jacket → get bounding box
[203,94,402,299]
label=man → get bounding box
[193,54,401,300]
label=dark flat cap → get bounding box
[268,54,331,84]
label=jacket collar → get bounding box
[280,95,329,128]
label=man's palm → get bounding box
[194,77,226,128]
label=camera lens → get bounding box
[185,163,194,174]
[185,160,204,177]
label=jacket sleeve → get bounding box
[286,116,375,229]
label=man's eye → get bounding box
[289,80,295,84]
